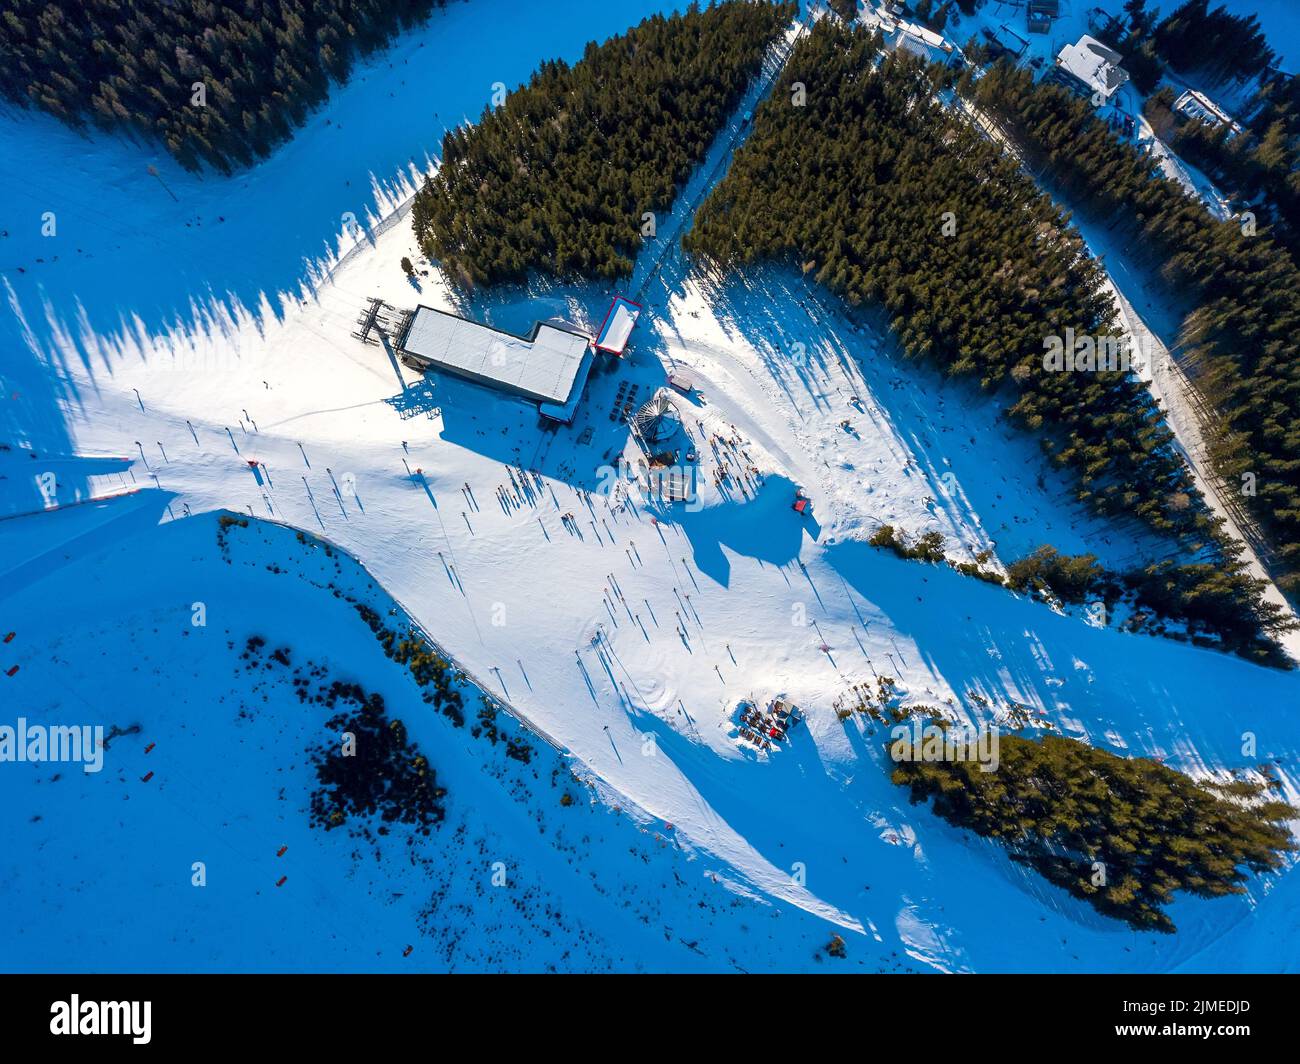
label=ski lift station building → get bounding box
[594,296,641,355]
[397,305,595,423]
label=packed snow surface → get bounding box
[2,0,1299,972]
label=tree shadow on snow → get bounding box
[654,473,816,589]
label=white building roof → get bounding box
[883,16,953,59]
[895,19,948,50]
[538,348,596,423]
[594,297,640,354]
[891,29,934,59]
[401,307,591,405]
[1056,35,1129,99]
[1174,89,1241,134]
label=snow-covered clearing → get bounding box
[2,506,875,972]
[3,0,1299,972]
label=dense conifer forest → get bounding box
[1152,0,1275,85]
[967,63,1300,604]
[1100,1,1273,96]
[410,0,796,287]
[891,732,1295,932]
[687,23,1197,535]
[683,21,1292,663]
[0,0,445,172]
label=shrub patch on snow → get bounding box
[239,633,447,836]
[352,603,468,729]
[308,689,447,837]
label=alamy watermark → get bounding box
[0,718,104,773]
[889,718,1000,773]
[50,995,150,1044]
[595,457,703,511]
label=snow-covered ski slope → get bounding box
[2,506,874,972]
[2,1,1299,972]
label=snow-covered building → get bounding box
[594,295,641,355]
[397,306,594,422]
[887,19,954,63]
[1174,89,1243,138]
[1050,35,1129,103]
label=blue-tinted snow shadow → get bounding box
[0,291,91,515]
[0,488,176,601]
[824,538,1300,765]
[652,473,815,588]
[641,538,1300,968]
[0,0,686,352]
